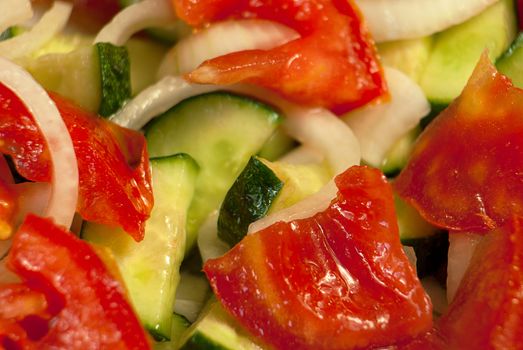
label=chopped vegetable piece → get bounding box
[173,0,387,114]
[395,53,523,232]
[205,166,432,350]
[1,214,151,349]
[0,85,153,240]
[0,178,16,239]
[438,216,523,349]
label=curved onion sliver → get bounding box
[0,0,33,34]
[0,57,78,229]
[94,0,176,46]
[0,1,72,60]
[356,0,497,42]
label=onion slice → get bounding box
[0,1,72,60]
[157,19,299,77]
[94,0,176,46]
[447,232,484,303]
[0,57,78,229]
[0,0,33,34]
[197,211,229,263]
[356,0,497,42]
[343,67,429,167]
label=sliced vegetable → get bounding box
[174,271,211,322]
[419,0,516,105]
[2,214,151,349]
[0,0,32,34]
[83,154,198,340]
[25,42,132,116]
[157,19,299,77]
[95,0,176,46]
[438,216,523,349]
[343,67,429,167]
[0,58,78,229]
[496,31,523,88]
[377,37,433,82]
[205,166,432,350]
[0,88,153,240]
[146,92,280,253]
[395,53,523,233]
[356,0,497,42]
[0,179,16,239]
[174,0,387,114]
[0,1,72,60]
[381,127,420,177]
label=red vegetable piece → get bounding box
[3,214,151,349]
[437,216,523,349]
[0,178,17,239]
[395,53,523,233]
[204,166,432,350]
[0,84,153,241]
[173,0,387,114]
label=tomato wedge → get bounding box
[0,214,151,349]
[204,166,432,350]
[0,178,16,239]
[173,0,387,114]
[0,85,153,241]
[436,216,523,349]
[395,53,523,233]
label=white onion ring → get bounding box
[356,0,497,42]
[0,1,72,60]
[197,211,229,263]
[0,0,33,34]
[94,0,176,46]
[157,19,299,78]
[0,57,78,229]
[343,67,429,167]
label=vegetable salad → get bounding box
[0,0,522,349]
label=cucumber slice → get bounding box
[217,156,329,246]
[257,128,296,161]
[218,157,284,246]
[178,300,263,350]
[145,92,281,254]
[419,0,517,105]
[395,194,440,242]
[126,38,168,95]
[24,42,131,116]
[380,126,421,177]
[0,28,14,42]
[154,313,191,350]
[82,154,199,340]
[496,32,523,88]
[377,36,433,83]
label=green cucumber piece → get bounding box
[381,127,421,177]
[82,154,199,340]
[496,31,523,88]
[154,313,191,350]
[395,194,440,242]
[24,42,131,116]
[0,28,14,42]
[218,156,284,246]
[419,0,517,105]
[145,92,281,254]
[126,38,169,95]
[257,128,296,161]
[96,42,132,116]
[179,301,263,350]
[377,36,433,83]
[217,156,329,246]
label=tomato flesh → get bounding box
[0,85,153,241]
[173,0,387,114]
[0,214,151,349]
[204,166,432,350]
[395,53,523,232]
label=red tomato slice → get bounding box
[1,214,151,349]
[394,53,523,233]
[204,166,432,350]
[437,216,523,349]
[0,179,17,239]
[173,0,387,114]
[0,85,153,241]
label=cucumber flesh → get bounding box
[126,38,168,95]
[257,128,296,161]
[377,36,433,83]
[380,126,421,177]
[82,154,199,340]
[154,313,191,350]
[496,31,523,88]
[419,0,517,105]
[178,300,263,350]
[24,42,132,116]
[395,194,440,242]
[145,92,281,254]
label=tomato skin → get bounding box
[204,166,432,350]
[395,53,523,233]
[1,214,151,350]
[0,85,153,241]
[173,0,387,114]
[0,179,17,239]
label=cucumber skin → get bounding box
[96,42,132,117]
[0,28,13,41]
[218,157,283,246]
[496,32,523,88]
[180,333,228,350]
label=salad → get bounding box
[0,0,522,348]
